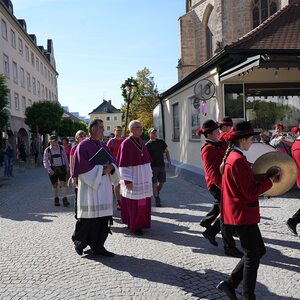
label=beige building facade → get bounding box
[178,0,289,80]
[0,0,58,155]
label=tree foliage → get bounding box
[57,118,88,137]
[25,100,64,135]
[120,68,159,131]
[0,74,9,130]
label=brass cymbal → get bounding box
[252,152,298,196]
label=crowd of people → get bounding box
[38,116,300,299]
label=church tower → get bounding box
[178,0,289,80]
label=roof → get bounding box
[89,100,121,115]
[226,1,300,50]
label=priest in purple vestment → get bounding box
[116,120,153,235]
[71,119,119,256]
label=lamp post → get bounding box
[122,77,138,137]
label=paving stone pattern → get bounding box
[0,167,299,299]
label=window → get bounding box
[26,72,31,92]
[21,96,26,112]
[18,38,23,56]
[7,90,11,108]
[14,92,20,110]
[191,98,201,140]
[25,45,29,62]
[41,84,44,98]
[31,51,35,67]
[44,66,46,78]
[252,0,277,28]
[32,77,36,95]
[103,107,107,112]
[114,115,118,121]
[12,61,18,84]
[1,19,7,40]
[37,81,40,97]
[10,29,16,48]
[20,67,25,88]
[48,70,50,82]
[172,103,180,141]
[40,62,43,75]
[3,54,10,78]
[36,57,39,71]
[45,87,48,99]
[106,116,110,121]
[107,126,111,131]
[224,84,245,118]
[28,99,32,107]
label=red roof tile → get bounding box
[226,2,300,50]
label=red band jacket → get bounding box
[221,149,273,225]
[201,140,227,190]
[292,138,300,188]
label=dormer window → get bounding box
[103,107,107,112]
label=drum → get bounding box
[244,142,277,164]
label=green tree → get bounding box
[25,100,64,148]
[121,67,159,132]
[0,74,9,130]
[57,118,88,137]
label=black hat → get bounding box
[196,120,220,136]
[49,135,58,141]
[219,116,233,127]
[225,121,260,142]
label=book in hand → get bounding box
[89,147,114,165]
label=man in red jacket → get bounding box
[287,126,300,235]
[197,119,242,258]
[216,121,280,300]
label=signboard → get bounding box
[194,79,215,101]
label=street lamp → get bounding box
[122,77,138,137]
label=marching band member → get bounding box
[286,126,300,236]
[197,120,242,258]
[216,121,280,300]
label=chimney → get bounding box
[108,100,111,104]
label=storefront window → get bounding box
[224,84,245,119]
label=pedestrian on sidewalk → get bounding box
[43,135,70,207]
[286,126,300,236]
[3,139,13,178]
[117,120,153,236]
[107,125,124,210]
[71,119,119,256]
[217,121,280,300]
[146,128,171,207]
[196,120,242,258]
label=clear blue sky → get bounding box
[12,0,184,117]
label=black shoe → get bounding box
[62,197,70,207]
[155,197,161,207]
[224,247,243,258]
[200,219,210,229]
[202,231,218,247]
[286,219,298,236]
[216,281,237,300]
[74,241,83,256]
[54,197,60,206]
[134,228,143,236]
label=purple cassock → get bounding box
[116,136,153,233]
[73,138,114,177]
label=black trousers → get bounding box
[72,216,111,253]
[203,186,236,249]
[225,224,266,300]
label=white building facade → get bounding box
[0,0,58,155]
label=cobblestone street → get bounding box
[0,166,299,299]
